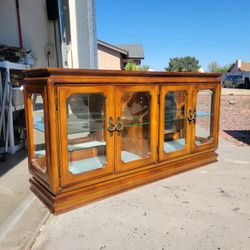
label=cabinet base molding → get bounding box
[30,151,218,214]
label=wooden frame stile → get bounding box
[115,85,159,172]
[159,84,192,161]
[191,82,221,153]
[58,84,115,187]
[47,78,60,193]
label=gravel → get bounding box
[219,93,250,145]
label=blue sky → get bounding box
[96,0,250,71]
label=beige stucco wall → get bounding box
[0,0,60,68]
[97,44,122,70]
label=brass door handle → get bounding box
[107,117,115,132]
[188,110,196,122]
[193,110,197,123]
[115,117,124,132]
[188,110,194,122]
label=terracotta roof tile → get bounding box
[241,62,250,71]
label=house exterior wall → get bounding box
[0,0,97,69]
[229,64,239,73]
[97,44,122,70]
[68,0,97,69]
[0,0,60,68]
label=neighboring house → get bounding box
[97,40,144,70]
[228,59,250,74]
[224,59,250,88]
[115,44,144,68]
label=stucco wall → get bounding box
[229,64,239,73]
[97,44,122,70]
[0,0,60,68]
[68,0,97,69]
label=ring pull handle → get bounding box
[107,117,115,132]
[193,110,197,123]
[115,117,124,132]
[188,110,194,122]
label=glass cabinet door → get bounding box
[25,87,49,184]
[159,86,191,161]
[58,86,115,186]
[192,85,220,152]
[115,86,158,171]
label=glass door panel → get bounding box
[59,86,114,186]
[32,93,47,173]
[66,93,106,174]
[25,87,49,185]
[159,86,191,161]
[120,91,151,163]
[195,89,214,146]
[115,86,158,171]
[164,91,186,153]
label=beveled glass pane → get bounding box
[164,91,186,153]
[67,93,106,174]
[120,92,151,163]
[32,93,46,172]
[195,89,214,145]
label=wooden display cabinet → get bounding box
[24,68,221,214]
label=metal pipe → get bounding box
[15,0,23,48]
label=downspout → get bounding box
[57,0,68,68]
[15,0,23,48]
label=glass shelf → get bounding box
[124,121,150,127]
[68,140,106,151]
[33,121,105,134]
[164,129,185,134]
[68,112,104,118]
[33,120,45,132]
[164,138,185,153]
[164,117,185,123]
[69,156,106,175]
[196,111,213,117]
[165,110,185,115]
[68,126,104,134]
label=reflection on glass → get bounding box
[67,93,106,174]
[120,92,151,163]
[195,89,214,145]
[32,93,46,172]
[164,91,186,153]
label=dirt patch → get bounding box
[220,95,250,146]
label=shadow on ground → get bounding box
[0,149,27,176]
[224,130,250,146]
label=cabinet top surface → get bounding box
[25,67,221,78]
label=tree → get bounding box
[165,56,200,72]
[124,61,151,71]
[208,61,232,73]
[124,61,138,71]
[138,65,150,71]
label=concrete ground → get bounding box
[221,87,250,96]
[0,150,50,250]
[27,137,250,250]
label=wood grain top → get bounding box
[24,67,222,78]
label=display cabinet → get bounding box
[24,68,221,214]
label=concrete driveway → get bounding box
[28,137,250,250]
